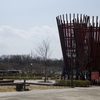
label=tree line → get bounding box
[0,55,63,75]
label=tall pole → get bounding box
[71,53,74,88]
[30,63,33,77]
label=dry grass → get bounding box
[0,85,67,92]
[0,86,16,92]
[29,85,66,90]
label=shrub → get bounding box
[54,79,91,87]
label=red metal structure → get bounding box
[56,14,100,79]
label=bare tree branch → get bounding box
[34,38,53,82]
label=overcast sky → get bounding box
[0,0,100,59]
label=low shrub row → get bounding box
[54,79,91,87]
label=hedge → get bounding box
[54,79,91,87]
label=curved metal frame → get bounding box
[56,14,100,79]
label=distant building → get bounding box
[0,70,21,76]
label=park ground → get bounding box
[0,86,100,100]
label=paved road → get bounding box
[0,86,100,100]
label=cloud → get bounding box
[0,25,62,59]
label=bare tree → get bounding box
[35,39,52,82]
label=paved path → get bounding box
[14,79,56,85]
[0,86,100,100]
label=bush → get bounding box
[54,79,91,87]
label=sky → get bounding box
[0,0,100,59]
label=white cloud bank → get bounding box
[0,25,62,59]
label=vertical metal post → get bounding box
[24,79,26,91]
[71,53,74,88]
